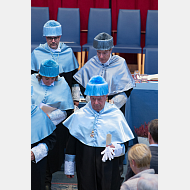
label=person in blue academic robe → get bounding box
[31,59,74,190]
[31,85,56,190]
[63,76,134,190]
[31,20,80,105]
[73,32,137,182]
[73,32,135,114]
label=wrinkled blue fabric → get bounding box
[31,42,79,73]
[39,59,59,77]
[31,104,56,144]
[63,102,134,147]
[31,74,74,111]
[84,75,108,96]
[74,55,135,95]
[65,154,76,162]
[43,25,62,36]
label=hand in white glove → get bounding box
[101,146,115,162]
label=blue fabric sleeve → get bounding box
[65,154,76,162]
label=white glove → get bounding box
[49,109,67,125]
[101,146,115,162]
[112,143,125,157]
[72,84,80,101]
[111,92,128,109]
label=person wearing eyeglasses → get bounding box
[73,32,137,184]
[74,32,135,115]
[31,20,80,107]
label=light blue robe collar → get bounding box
[31,74,74,111]
[31,42,79,73]
[49,47,61,53]
[63,102,134,147]
[73,55,135,96]
[42,43,61,52]
[96,54,112,66]
[41,79,54,86]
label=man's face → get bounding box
[46,36,61,49]
[90,95,107,112]
[97,49,112,63]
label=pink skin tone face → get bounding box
[46,36,61,49]
[41,76,56,86]
[96,49,112,63]
[90,95,107,112]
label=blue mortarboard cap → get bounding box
[39,59,59,77]
[84,75,108,96]
[43,20,62,36]
[93,32,114,50]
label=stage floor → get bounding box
[51,162,128,189]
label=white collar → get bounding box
[41,79,54,86]
[49,46,61,53]
[149,144,158,147]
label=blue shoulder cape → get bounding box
[63,102,134,147]
[31,74,74,110]
[31,42,79,73]
[31,104,56,144]
[73,55,135,95]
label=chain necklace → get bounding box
[48,46,59,63]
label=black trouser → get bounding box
[31,157,47,190]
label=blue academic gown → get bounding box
[31,74,74,174]
[31,74,74,111]
[31,42,79,74]
[73,55,135,96]
[74,54,138,148]
[31,42,79,89]
[31,104,56,190]
[63,102,134,190]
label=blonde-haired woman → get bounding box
[120,144,156,190]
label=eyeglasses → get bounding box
[46,36,60,41]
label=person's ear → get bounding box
[148,132,152,140]
[131,159,136,167]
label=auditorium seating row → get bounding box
[31,7,158,74]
